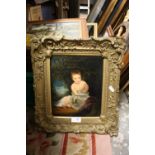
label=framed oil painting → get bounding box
[31,36,126,136]
[51,55,102,117]
[27,18,88,40]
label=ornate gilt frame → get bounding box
[31,36,126,136]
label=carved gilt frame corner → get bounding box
[31,36,126,136]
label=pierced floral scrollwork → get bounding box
[41,37,126,55]
[30,35,126,136]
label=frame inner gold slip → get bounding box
[31,37,126,136]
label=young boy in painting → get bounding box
[56,70,89,110]
[71,70,89,95]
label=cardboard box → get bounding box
[28,4,55,21]
[29,5,43,21]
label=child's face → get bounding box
[72,74,81,84]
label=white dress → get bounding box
[56,92,89,110]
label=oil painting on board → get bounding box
[51,55,103,117]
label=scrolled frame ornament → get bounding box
[31,36,126,136]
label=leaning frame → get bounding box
[31,36,126,136]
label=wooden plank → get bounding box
[110,0,128,26]
[120,80,129,92]
[120,65,129,90]
[112,4,129,29]
[87,0,106,23]
[121,52,129,75]
[98,0,118,34]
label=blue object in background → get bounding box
[41,2,56,20]
[53,80,69,98]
